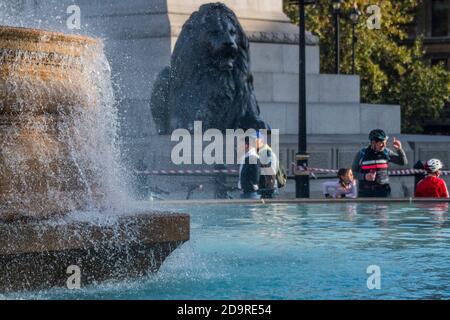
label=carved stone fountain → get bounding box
[0,26,189,292]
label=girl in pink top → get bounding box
[323,168,358,199]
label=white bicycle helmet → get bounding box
[425,159,443,173]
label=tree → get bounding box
[283,0,450,133]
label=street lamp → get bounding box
[289,0,316,198]
[349,3,361,74]
[332,0,343,74]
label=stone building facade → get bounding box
[410,0,450,134]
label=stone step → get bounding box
[250,43,320,75]
[254,73,361,104]
[259,102,401,135]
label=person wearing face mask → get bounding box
[352,129,408,197]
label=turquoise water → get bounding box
[3,202,450,300]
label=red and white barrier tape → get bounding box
[294,165,450,176]
[136,167,449,176]
[136,169,239,175]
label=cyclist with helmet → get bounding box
[415,159,449,198]
[352,129,408,197]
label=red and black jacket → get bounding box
[352,146,408,188]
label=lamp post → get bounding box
[349,3,361,74]
[332,0,343,74]
[290,0,315,198]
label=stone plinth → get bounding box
[0,212,190,292]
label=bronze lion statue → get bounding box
[150,2,270,133]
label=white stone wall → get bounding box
[250,38,401,137]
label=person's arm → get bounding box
[353,150,378,182]
[248,163,260,191]
[414,188,420,197]
[414,181,422,197]
[347,181,358,198]
[439,180,449,198]
[249,155,261,191]
[352,151,365,181]
[322,181,336,198]
[271,152,278,175]
[387,148,408,166]
[260,149,275,176]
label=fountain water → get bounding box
[0,26,189,292]
[0,26,120,220]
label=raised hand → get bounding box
[392,137,402,150]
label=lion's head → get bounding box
[174,3,246,72]
[151,2,269,133]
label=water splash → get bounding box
[0,26,131,220]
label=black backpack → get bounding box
[276,161,287,188]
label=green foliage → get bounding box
[283,0,450,133]
[399,40,450,132]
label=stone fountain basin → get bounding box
[0,211,190,292]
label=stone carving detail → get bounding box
[246,31,317,45]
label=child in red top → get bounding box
[415,159,449,198]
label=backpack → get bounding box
[276,161,287,188]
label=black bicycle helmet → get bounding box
[369,129,388,141]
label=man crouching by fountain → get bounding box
[238,136,261,199]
